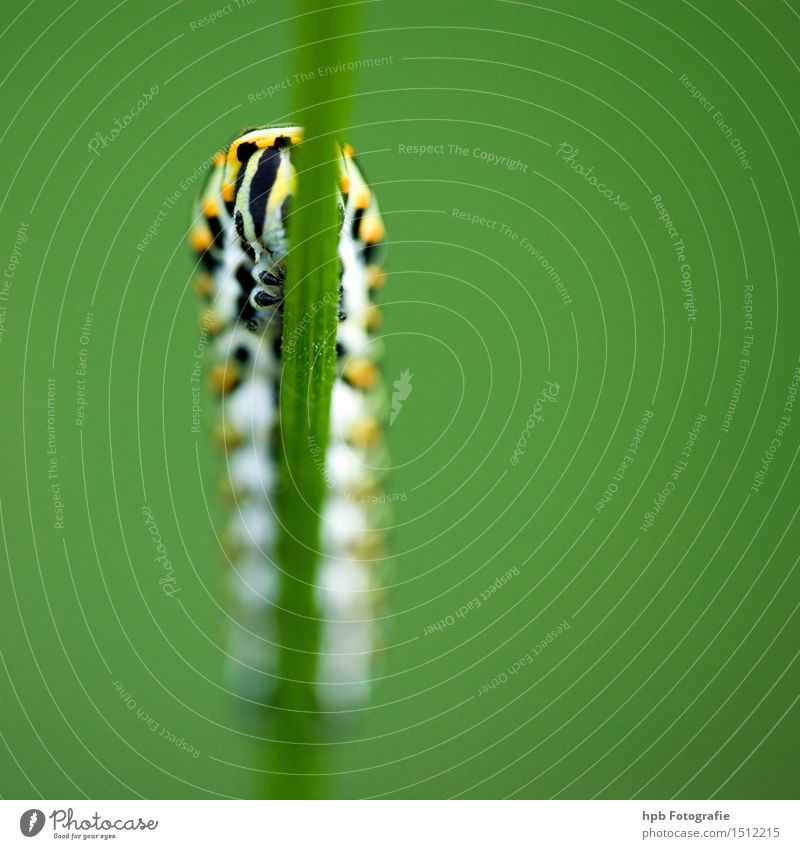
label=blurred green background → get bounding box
[1,0,799,799]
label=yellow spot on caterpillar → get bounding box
[193,273,214,298]
[360,212,384,244]
[343,143,355,157]
[365,304,383,331]
[220,531,245,564]
[199,308,225,335]
[213,421,243,453]
[349,474,380,501]
[370,579,389,605]
[217,476,237,506]
[354,186,371,209]
[207,362,240,394]
[190,222,212,252]
[366,265,387,290]
[349,416,382,449]
[344,358,379,390]
[349,529,385,560]
[202,196,218,217]
[265,154,296,218]
[340,173,350,194]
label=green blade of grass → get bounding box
[269,0,356,798]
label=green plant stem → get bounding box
[269,0,356,799]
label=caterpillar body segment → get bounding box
[190,127,387,711]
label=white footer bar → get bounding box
[2,800,797,848]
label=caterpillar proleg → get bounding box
[190,127,387,711]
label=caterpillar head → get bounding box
[221,127,301,262]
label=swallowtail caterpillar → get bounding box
[190,127,387,710]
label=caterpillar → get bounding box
[189,127,387,711]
